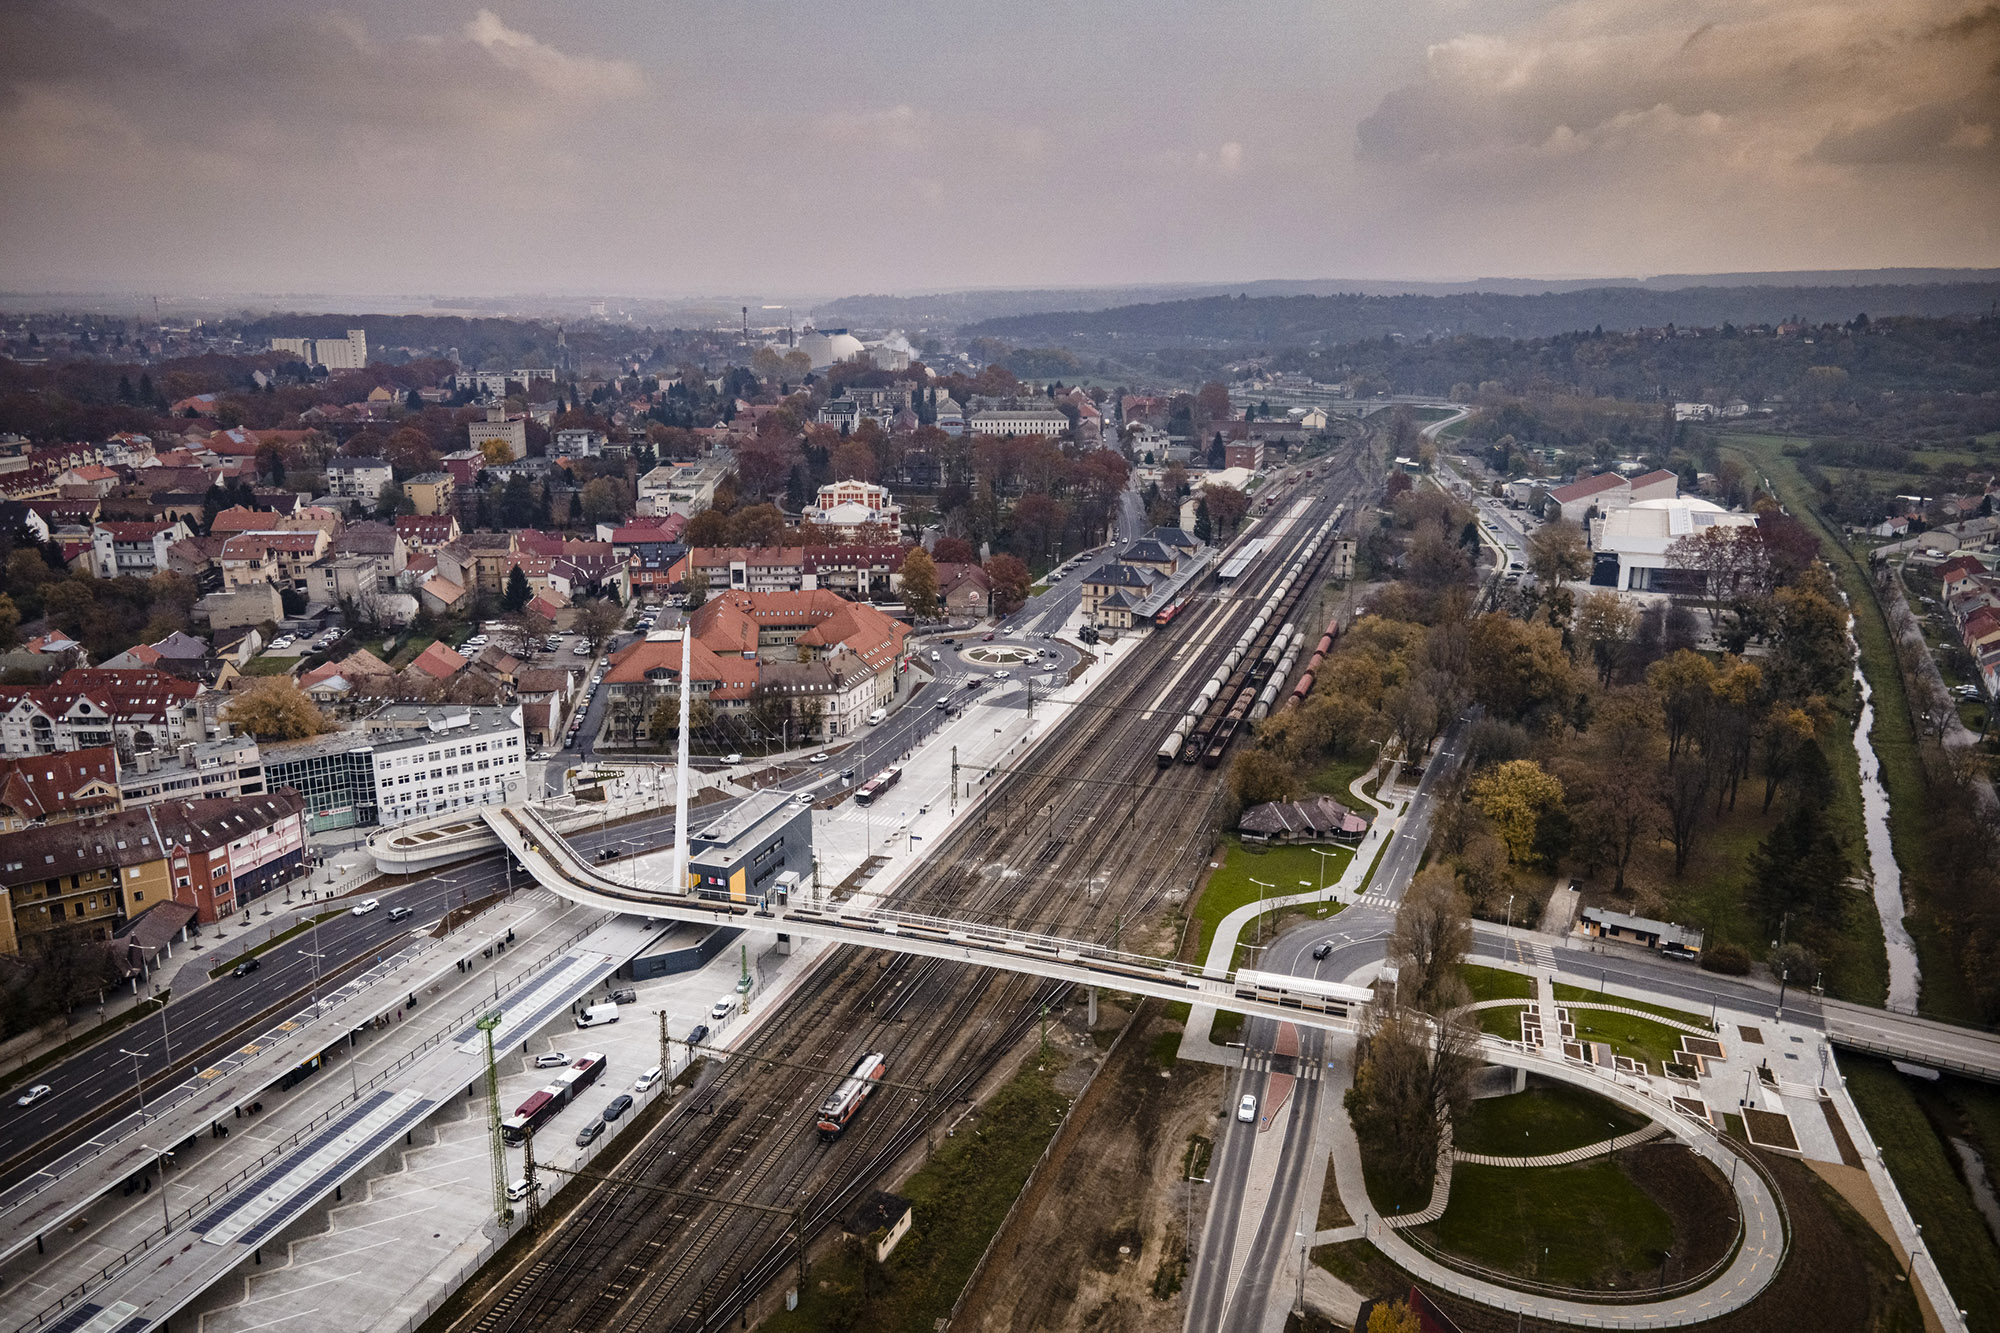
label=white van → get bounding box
[577,1001,620,1028]
[867,708,887,725]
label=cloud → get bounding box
[814,104,930,151]
[464,9,644,100]
[1349,0,2000,272]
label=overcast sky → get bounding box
[2,0,1996,298]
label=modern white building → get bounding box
[966,396,1071,437]
[1589,498,1759,593]
[551,429,606,460]
[468,404,528,461]
[269,330,367,370]
[804,478,902,536]
[638,457,731,517]
[326,455,393,505]
[364,704,529,826]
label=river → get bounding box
[1852,657,1922,1010]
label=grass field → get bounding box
[1189,836,1352,966]
[1551,982,1709,1030]
[1461,964,1533,1002]
[1304,751,1377,803]
[759,1057,1071,1333]
[1475,1004,1528,1040]
[1844,1057,2000,1328]
[1452,1083,1647,1158]
[1419,1159,1675,1289]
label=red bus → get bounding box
[501,1084,566,1144]
[853,769,901,807]
[817,1051,887,1139]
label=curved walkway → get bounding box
[1454,1122,1668,1169]
[1325,1036,1788,1326]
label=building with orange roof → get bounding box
[408,641,469,681]
[0,747,122,831]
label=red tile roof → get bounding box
[0,747,120,823]
[408,641,468,679]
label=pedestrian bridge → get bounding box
[480,804,1376,1034]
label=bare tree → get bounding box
[1390,864,1473,1014]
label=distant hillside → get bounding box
[960,282,2000,350]
[816,270,2000,331]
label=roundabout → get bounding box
[962,642,1039,665]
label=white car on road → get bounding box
[1237,1093,1258,1123]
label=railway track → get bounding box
[451,459,1367,1333]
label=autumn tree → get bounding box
[931,536,976,565]
[225,678,331,740]
[580,477,628,525]
[900,547,941,621]
[1526,518,1589,586]
[984,553,1031,616]
[573,599,624,648]
[1390,864,1473,1014]
[1647,650,1717,767]
[1229,748,1298,811]
[683,508,731,548]
[1368,1301,1423,1333]
[1469,760,1565,866]
[1201,483,1250,536]
[1574,588,1639,685]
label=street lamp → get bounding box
[1312,846,1336,897]
[138,1143,174,1235]
[1249,878,1275,947]
[1505,893,1515,932]
[299,949,327,1018]
[118,1046,149,1121]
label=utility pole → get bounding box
[477,1011,507,1224]
[659,1009,671,1078]
[950,745,958,812]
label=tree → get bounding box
[1748,793,1852,937]
[1574,589,1639,684]
[985,553,1031,615]
[1525,518,1590,586]
[1201,483,1249,536]
[1469,760,1565,866]
[224,678,331,740]
[1344,1000,1475,1204]
[1647,650,1717,768]
[899,547,941,620]
[1368,1301,1423,1333]
[1390,864,1473,1015]
[580,477,628,525]
[478,436,515,466]
[683,565,709,611]
[573,599,624,648]
[683,508,730,548]
[1229,748,1298,810]
[932,536,976,565]
[0,594,21,651]
[375,480,406,519]
[503,565,532,613]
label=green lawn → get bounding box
[1190,837,1352,966]
[1452,1083,1648,1158]
[1844,1057,2000,1327]
[242,656,297,676]
[1562,1009,1695,1074]
[1475,1003,1528,1040]
[1551,983,1708,1030]
[1462,964,1533,1002]
[1304,751,1377,803]
[1418,1160,1675,1290]
[759,1058,1070,1333]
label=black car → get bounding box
[1311,942,1332,960]
[685,1023,710,1049]
[609,987,637,1004]
[233,957,261,978]
[602,1094,634,1122]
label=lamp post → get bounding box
[299,949,326,1019]
[138,1143,174,1235]
[1249,878,1275,947]
[118,1046,149,1121]
[1505,893,1515,932]
[1312,846,1336,897]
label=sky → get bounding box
[1,0,1996,299]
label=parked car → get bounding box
[609,987,637,1004]
[576,1119,606,1147]
[633,1066,663,1093]
[534,1050,570,1069]
[602,1094,634,1122]
[350,898,380,916]
[507,1178,539,1202]
[685,1023,710,1048]
[232,957,261,978]
[16,1084,51,1107]
[710,996,736,1020]
[1237,1093,1258,1123]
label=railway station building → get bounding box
[685,790,813,905]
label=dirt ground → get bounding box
[1623,1140,1738,1281]
[1316,1150,1926,1332]
[953,998,1226,1333]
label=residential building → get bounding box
[91,519,192,579]
[0,747,122,831]
[637,457,731,518]
[0,669,203,759]
[220,529,330,590]
[551,429,606,460]
[405,472,454,516]
[935,562,991,616]
[327,455,393,505]
[1224,440,1266,472]
[467,404,528,462]
[117,735,264,809]
[0,809,171,945]
[149,790,307,920]
[363,704,527,826]
[395,514,460,553]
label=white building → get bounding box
[269,330,367,370]
[551,429,606,460]
[966,397,1071,437]
[364,704,528,826]
[1589,498,1760,593]
[795,328,867,371]
[326,455,393,505]
[468,404,528,461]
[91,520,192,579]
[638,457,730,517]
[1544,468,1678,524]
